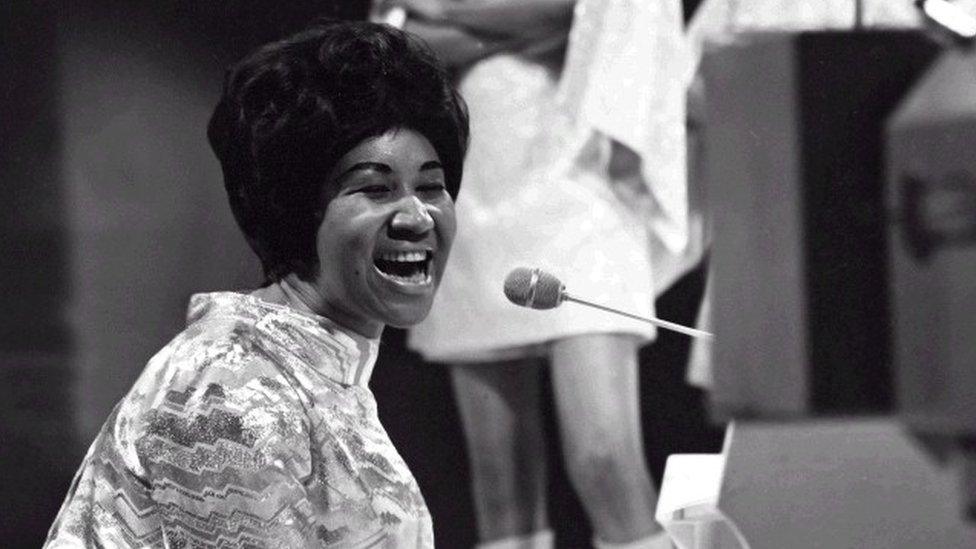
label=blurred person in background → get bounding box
[44,20,467,548]
[374,1,699,548]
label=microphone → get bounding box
[503,267,714,340]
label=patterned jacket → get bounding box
[45,292,433,548]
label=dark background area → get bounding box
[1,1,719,547]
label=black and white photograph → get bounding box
[3,0,976,547]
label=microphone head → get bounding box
[503,267,565,310]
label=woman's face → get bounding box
[311,128,456,337]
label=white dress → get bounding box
[408,0,921,366]
[408,0,696,362]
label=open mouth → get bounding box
[373,250,433,286]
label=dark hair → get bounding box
[208,20,469,282]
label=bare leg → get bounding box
[550,333,661,544]
[451,359,550,543]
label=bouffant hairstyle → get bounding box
[208,20,469,283]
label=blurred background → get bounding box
[1,1,718,546]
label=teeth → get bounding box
[384,271,431,285]
[374,250,432,285]
[379,251,429,262]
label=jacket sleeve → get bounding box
[133,355,320,548]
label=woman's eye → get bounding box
[418,182,447,193]
[357,185,390,195]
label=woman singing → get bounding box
[44,20,468,548]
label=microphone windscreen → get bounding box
[503,267,564,310]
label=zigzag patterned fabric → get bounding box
[45,292,434,548]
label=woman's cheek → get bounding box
[432,201,458,240]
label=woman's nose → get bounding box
[390,196,435,236]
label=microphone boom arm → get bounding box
[562,293,714,340]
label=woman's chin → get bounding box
[380,302,435,329]
[366,265,443,328]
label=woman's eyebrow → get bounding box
[340,162,392,178]
[338,159,443,181]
